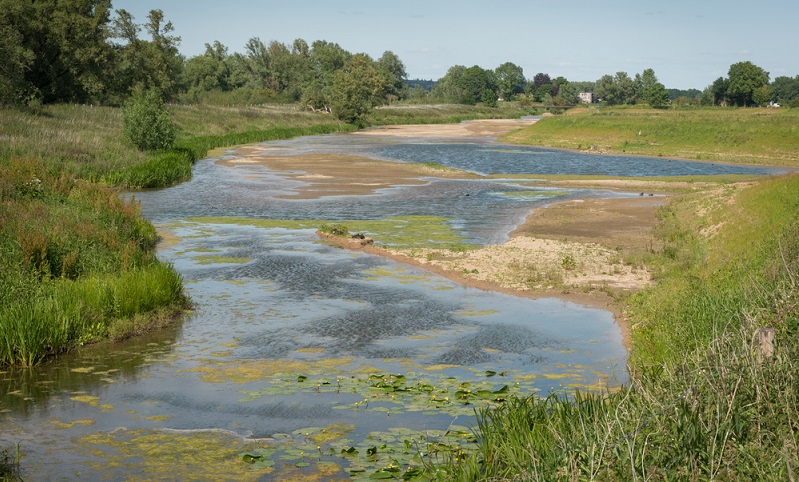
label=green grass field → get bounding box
[502,106,799,166]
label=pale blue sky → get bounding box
[112,1,797,90]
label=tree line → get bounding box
[3,1,798,121]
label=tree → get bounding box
[433,65,467,102]
[301,40,351,111]
[554,81,580,106]
[637,68,669,108]
[752,85,772,106]
[704,77,729,106]
[594,72,636,105]
[535,84,553,102]
[377,50,407,102]
[647,83,671,109]
[2,0,114,104]
[457,66,497,105]
[726,61,769,106]
[531,73,551,91]
[182,41,231,94]
[494,62,525,101]
[122,87,175,151]
[0,1,35,104]
[330,54,383,125]
[284,38,313,100]
[771,76,799,104]
[111,9,183,100]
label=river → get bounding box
[0,128,779,480]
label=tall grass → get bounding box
[444,174,799,480]
[502,107,799,166]
[0,158,187,366]
[453,321,799,480]
[0,104,358,188]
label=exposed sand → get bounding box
[222,118,666,348]
[353,118,540,138]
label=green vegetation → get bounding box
[503,106,799,166]
[0,103,354,188]
[191,215,477,252]
[122,87,176,151]
[0,158,187,366]
[318,223,350,237]
[630,175,799,367]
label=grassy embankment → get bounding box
[445,107,799,480]
[503,106,799,166]
[0,102,534,367]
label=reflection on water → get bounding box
[3,131,718,479]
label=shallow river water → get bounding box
[0,131,781,480]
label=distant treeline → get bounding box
[2,1,798,113]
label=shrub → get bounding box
[122,88,176,151]
[319,223,349,236]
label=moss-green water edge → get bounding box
[182,215,480,251]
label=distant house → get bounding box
[578,92,593,104]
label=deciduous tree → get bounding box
[182,41,231,94]
[377,50,407,102]
[770,76,799,104]
[726,61,769,107]
[637,68,670,108]
[111,9,183,100]
[122,87,175,151]
[330,54,383,125]
[494,62,525,101]
[2,0,114,104]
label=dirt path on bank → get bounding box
[221,119,667,348]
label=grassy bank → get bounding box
[444,172,799,479]
[0,104,356,188]
[502,106,799,166]
[0,158,188,365]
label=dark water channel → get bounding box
[0,131,780,480]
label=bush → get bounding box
[122,88,176,151]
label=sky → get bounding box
[111,0,798,91]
